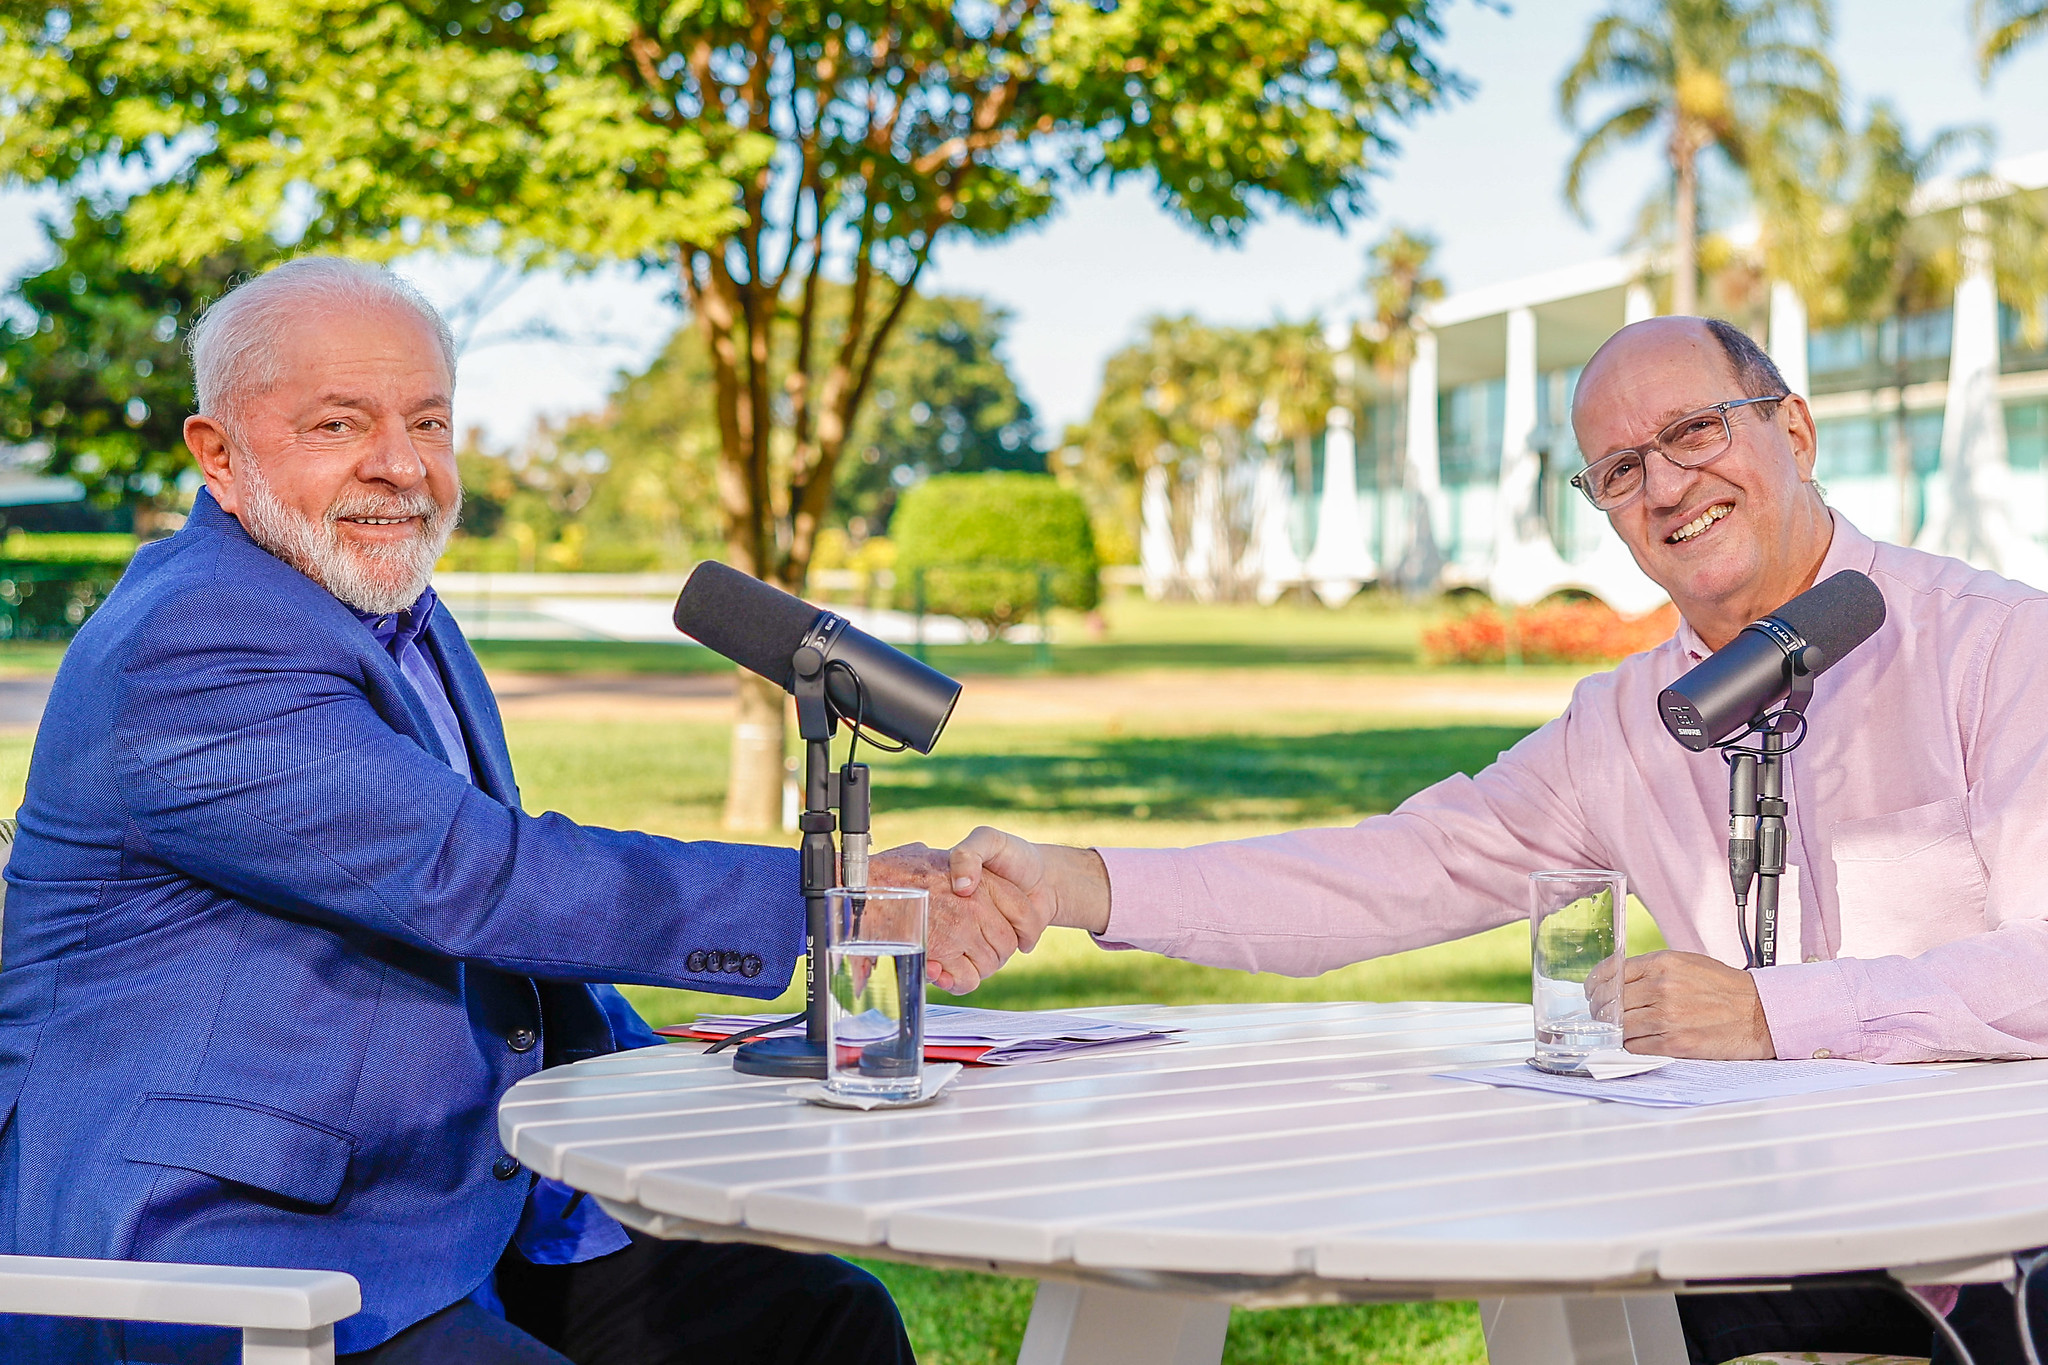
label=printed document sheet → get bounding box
[1437,1057,1944,1108]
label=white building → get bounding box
[1141,152,2048,612]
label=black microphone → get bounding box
[1658,569,1887,751]
[672,561,962,754]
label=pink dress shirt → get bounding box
[1097,513,2048,1063]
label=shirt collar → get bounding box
[1674,508,1862,662]
[352,585,440,654]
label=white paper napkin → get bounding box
[788,1062,964,1110]
[1575,1050,1676,1080]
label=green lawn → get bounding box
[0,603,1617,1365]
[466,592,1588,681]
[497,702,1651,1365]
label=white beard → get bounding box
[234,458,460,615]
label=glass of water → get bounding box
[824,886,928,1100]
[1530,869,1627,1074]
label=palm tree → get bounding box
[1974,0,2048,75]
[1357,228,1446,590]
[1561,0,1840,316]
[1834,104,1993,543]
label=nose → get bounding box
[357,417,427,491]
[1638,446,1698,512]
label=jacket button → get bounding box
[507,1028,538,1053]
[492,1155,521,1181]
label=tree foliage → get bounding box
[891,471,1097,632]
[0,199,262,515]
[834,293,1040,530]
[1973,0,2048,77]
[0,0,1459,827]
[1559,0,1839,315]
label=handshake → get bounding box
[869,829,1116,993]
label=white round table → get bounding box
[499,1001,2048,1365]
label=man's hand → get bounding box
[1590,950,1777,1059]
[948,826,1111,938]
[870,844,1032,995]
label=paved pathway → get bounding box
[0,677,52,733]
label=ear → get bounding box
[184,415,242,515]
[1780,394,1819,483]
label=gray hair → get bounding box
[1702,317,1791,400]
[188,257,456,435]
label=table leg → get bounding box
[1017,1281,1231,1365]
[1480,1294,1685,1365]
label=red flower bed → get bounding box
[1422,598,1679,666]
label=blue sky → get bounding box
[4,0,2046,446]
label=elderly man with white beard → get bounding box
[0,257,1019,1364]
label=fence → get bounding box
[0,562,131,640]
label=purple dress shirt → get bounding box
[354,588,631,1270]
[1096,513,2048,1064]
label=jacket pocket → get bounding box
[1831,796,1988,959]
[122,1094,355,1208]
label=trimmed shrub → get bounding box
[1423,598,1679,666]
[891,472,1100,633]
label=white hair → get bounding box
[188,256,456,435]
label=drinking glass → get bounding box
[1529,869,1627,1074]
[824,886,928,1099]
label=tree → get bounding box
[1062,315,1347,599]
[1833,105,1988,543]
[1560,0,1839,316]
[0,0,1458,829]
[1829,103,2048,544]
[832,293,1041,531]
[1354,225,1443,589]
[0,199,264,527]
[891,471,1097,634]
[1974,0,2048,76]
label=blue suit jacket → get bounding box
[0,491,803,1358]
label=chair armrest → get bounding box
[0,1255,360,1330]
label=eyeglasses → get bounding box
[1570,395,1788,511]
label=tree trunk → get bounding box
[723,669,788,831]
[1672,146,1700,316]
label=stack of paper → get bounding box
[663,1004,1180,1066]
[1437,1056,1943,1108]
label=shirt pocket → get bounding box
[1831,796,1987,959]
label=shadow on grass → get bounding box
[872,725,1537,824]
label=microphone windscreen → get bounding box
[1771,569,1887,672]
[672,561,822,688]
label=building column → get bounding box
[1392,329,1445,592]
[1304,406,1374,606]
[1138,464,1179,601]
[1488,307,1569,605]
[1768,281,1810,396]
[1916,209,2047,585]
[1625,283,1655,325]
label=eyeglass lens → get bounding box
[1582,408,1733,509]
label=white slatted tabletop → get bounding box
[500,1002,2048,1365]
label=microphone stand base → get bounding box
[731,1036,827,1078]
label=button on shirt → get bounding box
[1095,513,2048,1064]
[354,588,630,1267]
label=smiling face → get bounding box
[1571,318,1832,650]
[185,300,461,614]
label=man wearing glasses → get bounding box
[905,314,2048,1361]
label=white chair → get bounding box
[0,820,363,1364]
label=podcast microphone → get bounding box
[1658,570,1887,751]
[672,560,962,754]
